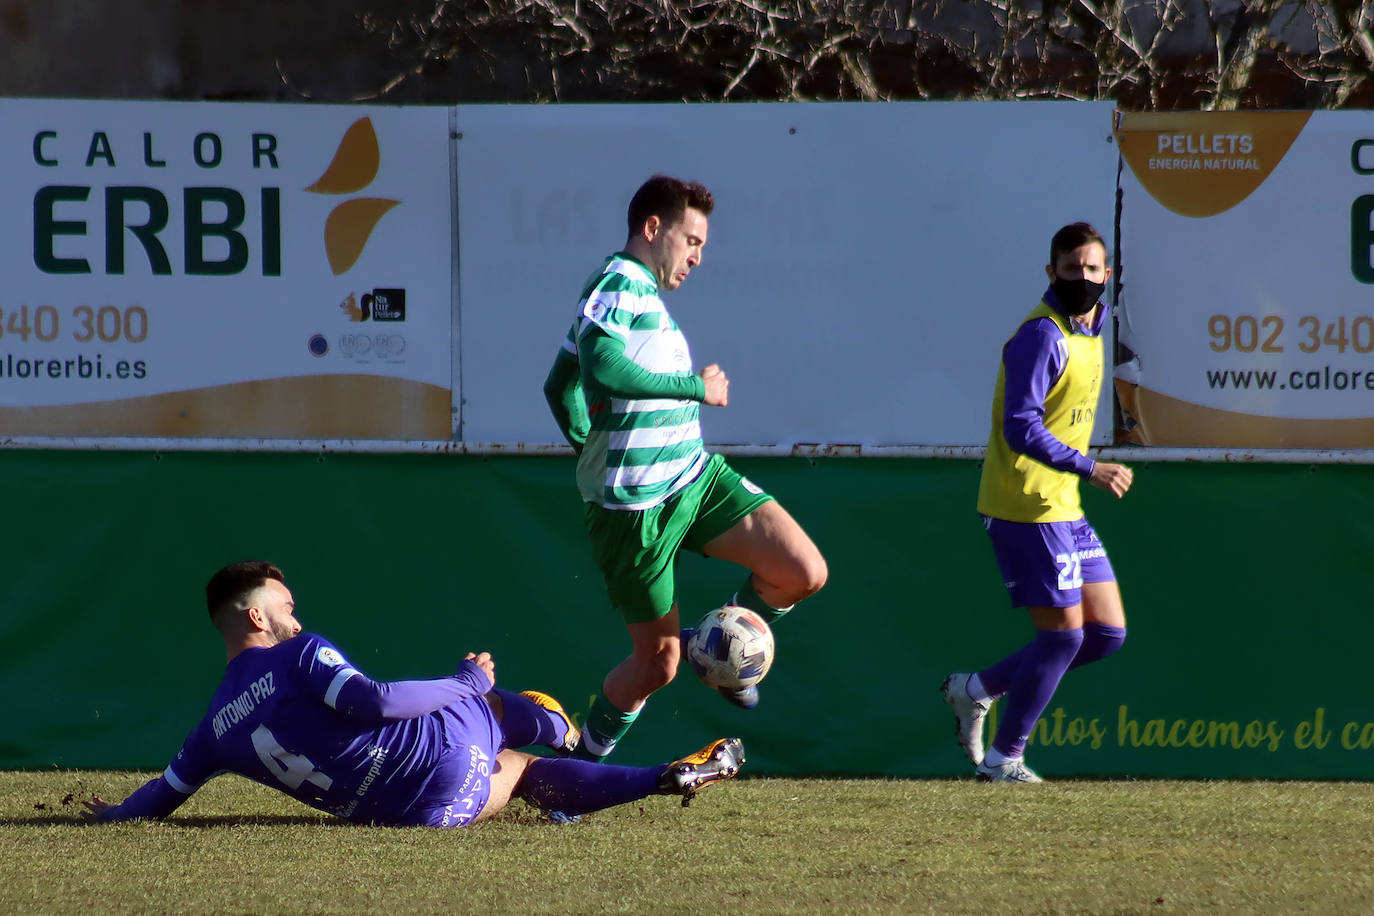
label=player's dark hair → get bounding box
[1050,222,1108,266]
[627,174,714,238]
[206,561,285,619]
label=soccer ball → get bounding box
[685,605,775,690]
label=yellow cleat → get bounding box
[659,737,746,805]
[519,690,581,754]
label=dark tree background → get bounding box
[0,2,1367,107]
[337,0,1374,109]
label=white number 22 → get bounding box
[1055,552,1084,590]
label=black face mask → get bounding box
[1051,277,1106,315]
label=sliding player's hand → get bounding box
[463,651,496,686]
[82,796,114,820]
[1088,461,1133,498]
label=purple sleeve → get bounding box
[99,726,217,822]
[330,657,494,721]
[1000,319,1095,477]
[98,774,192,821]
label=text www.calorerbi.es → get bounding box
[0,353,147,380]
[1206,365,1374,392]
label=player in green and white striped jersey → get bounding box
[544,175,828,761]
[555,251,709,510]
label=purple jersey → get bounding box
[998,288,1106,477]
[100,634,500,826]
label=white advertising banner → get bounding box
[455,101,1117,449]
[1116,110,1374,447]
[0,99,453,439]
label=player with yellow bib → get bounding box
[942,222,1135,783]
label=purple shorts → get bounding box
[981,515,1115,609]
[399,698,502,828]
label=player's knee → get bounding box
[632,640,679,691]
[660,638,684,685]
[805,555,829,595]
[785,553,828,602]
[1085,623,1126,663]
[643,656,677,691]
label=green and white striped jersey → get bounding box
[560,253,707,510]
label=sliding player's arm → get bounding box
[305,637,496,722]
[85,727,216,823]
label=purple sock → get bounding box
[493,689,569,751]
[1075,622,1126,666]
[978,622,1126,696]
[517,757,663,816]
[989,628,1084,759]
[976,646,1030,699]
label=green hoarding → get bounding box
[4,450,1370,779]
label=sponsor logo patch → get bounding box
[316,647,345,667]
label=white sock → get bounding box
[729,591,794,615]
[983,747,1017,767]
[579,731,615,757]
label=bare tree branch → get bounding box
[335,0,1374,108]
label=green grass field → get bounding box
[4,771,1372,914]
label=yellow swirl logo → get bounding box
[306,118,400,275]
[1116,111,1312,218]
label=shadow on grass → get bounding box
[2,813,348,828]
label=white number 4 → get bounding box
[251,724,334,791]
[1056,552,1084,590]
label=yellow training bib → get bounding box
[977,302,1103,523]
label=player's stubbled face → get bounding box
[258,580,302,645]
[653,207,708,291]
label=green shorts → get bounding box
[583,453,774,624]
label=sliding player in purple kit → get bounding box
[84,562,745,826]
[941,223,1134,783]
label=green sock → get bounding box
[576,693,641,761]
[732,574,793,625]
